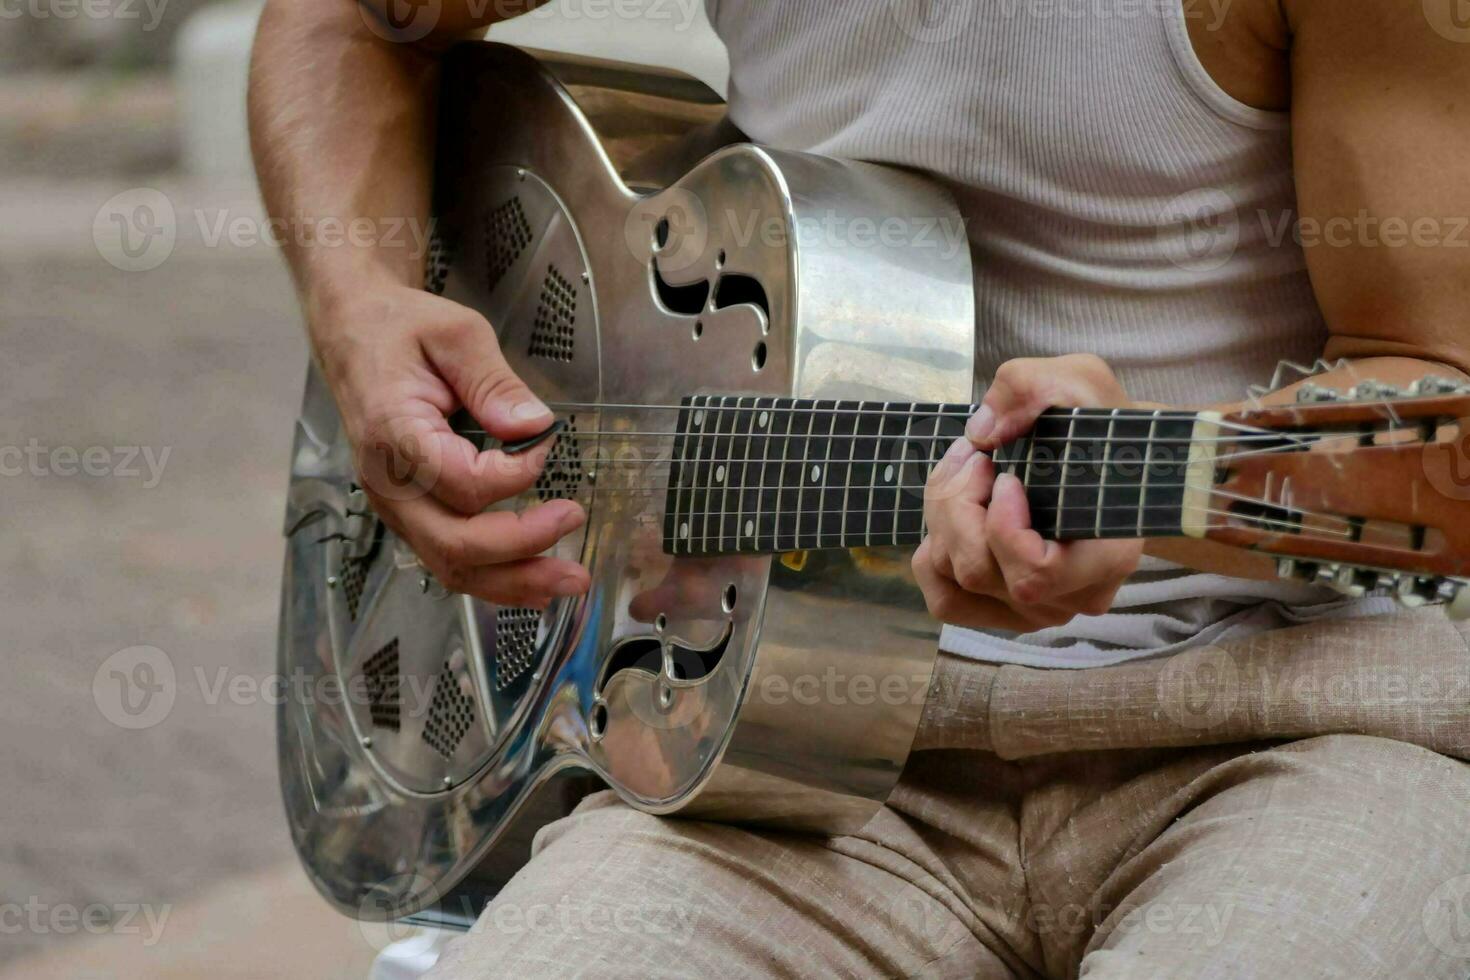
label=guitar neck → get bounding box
[663,396,1218,557]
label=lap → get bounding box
[426,790,1013,980]
[1076,735,1470,979]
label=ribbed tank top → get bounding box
[706,0,1390,667]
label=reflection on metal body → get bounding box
[278,42,975,923]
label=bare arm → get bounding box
[247,0,588,606]
[919,0,1470,626]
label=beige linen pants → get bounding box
[429,609,1470,979]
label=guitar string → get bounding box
[656,503,1355,546]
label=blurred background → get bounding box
[0,1,724,976]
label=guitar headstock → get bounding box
[1189,376,1470,617]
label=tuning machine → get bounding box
[1275,559,1470,619]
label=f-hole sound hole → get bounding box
[652,256,710,316]
[599,637,663,693]
[713,273,770,322]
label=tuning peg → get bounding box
[1411,376,1470,397]
[1296,384,1342,404]
[1448,583,1470,621]
[1276,558,1317,583]
[1350,380,1400,401]
[1394,575,1443,609]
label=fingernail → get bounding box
[944,437,969,460]
[512,398,551,421]
[558,508,585,535]
[552,575,587,597]
[994,472,1020,495]
[967,406,995,442]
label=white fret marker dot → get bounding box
[693,410,704,426]
[884,464,895,482]
[758,411,769,427]
[679,522,689,539]
[744,520,754,537]
[810,465,821,482]
[716,465,726,482]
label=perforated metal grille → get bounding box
[535,415,584,501]
[422,658,476,761]
[339,553,369,621]
[483,197,531,294]
[363,639,401,732]
[424,227,453,296]
[528,265,577,362]
[494,607,542,692]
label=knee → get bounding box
[1270,733,1467,789]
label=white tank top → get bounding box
[706,0,1391,666]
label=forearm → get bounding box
[247,1,448,335]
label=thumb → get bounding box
[421,313,553,439]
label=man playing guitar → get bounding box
[249,1,1470,976]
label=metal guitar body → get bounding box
[278,43,974,923]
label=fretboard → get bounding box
[663,396,1202,557]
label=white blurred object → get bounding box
[175,0,265,179]
[173,0,727,179]
[368,929,456,980]
[488,0,727,94]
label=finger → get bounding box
[356,410,554,515]
[418,305,555,440]
[967,354,1120,450]
[924,446,998,591]
[912,552,1074,632]
[985,472,1137,606]
[923,440,990,534]
[401,493,585,564]
[457,557,591,607]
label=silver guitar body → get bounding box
[278,43,975,922]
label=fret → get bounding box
[837,401,864,548]
[1142,413,1194,536]
[1054,408,1079,539]
[1101,412,1157,538]
[715,396,748,554]
[863,403,888,547]
[692,396,723,551]
[1095,409,1119,538]
[734,396,763,551]
[916,412,945,541]
[891,407,916,546]
[812,402,844,548]
[1059,409,1110,539]
[771,401,800,552]
[665,397,697,554]
[753,399,780,552]
[789,404,821,550]
[1136,409,1160,537]
[1023,412,1069,536]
